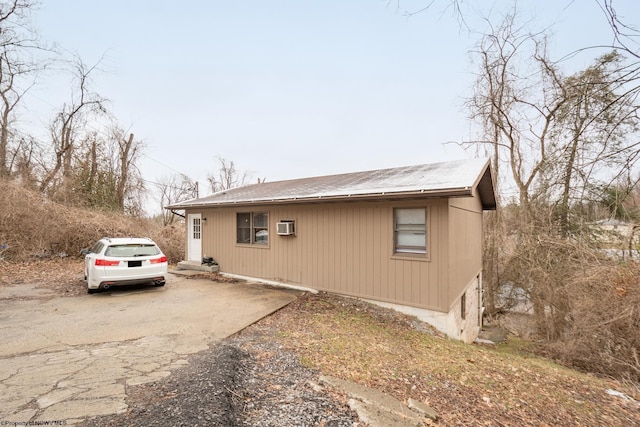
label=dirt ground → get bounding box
[2,258,639,426]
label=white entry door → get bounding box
[187,213,202,262]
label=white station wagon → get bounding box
[83,237,168,294]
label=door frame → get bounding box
[187,213,202,262]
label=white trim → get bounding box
[187,213,202,261]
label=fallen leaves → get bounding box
[266,292,640,426]
[0,258,86,296]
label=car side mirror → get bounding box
[80,248,90,255]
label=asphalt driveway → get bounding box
[0,272,301,425]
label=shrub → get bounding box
[499,228,640,383]
[549,261,640,382]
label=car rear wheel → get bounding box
[87,288,98,294]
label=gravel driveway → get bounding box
[79,328,359,427]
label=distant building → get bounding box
[589,219,640,259]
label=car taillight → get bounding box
[95,259,120,266]
[150,256,167,264]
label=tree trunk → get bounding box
[0,104,9,177]
[559,134,579,237]
[116,133,134,211]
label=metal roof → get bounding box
[166,158,496,210]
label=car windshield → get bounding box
[104,244,161,258]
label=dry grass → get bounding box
[262,293,640,426]
[0,178,184,263]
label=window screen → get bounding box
[394,208,426,254]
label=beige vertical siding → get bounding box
[190,195,483,312]
[447,196,484,309]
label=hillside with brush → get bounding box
[0,179,184,263]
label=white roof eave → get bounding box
[167,187,473,210]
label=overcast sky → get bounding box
[28,0,639,202]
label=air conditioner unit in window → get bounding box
[276,221,295,236]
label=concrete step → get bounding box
[175,260,220,273]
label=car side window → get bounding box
[90,242,104,254]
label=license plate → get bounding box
[128,260,142,267]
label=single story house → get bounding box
[167,158,496,343]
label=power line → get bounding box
[142,154,194,179]
[140,176,201,194]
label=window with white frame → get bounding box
[394,208,426,255]
[192,217,201,240]
[237,212,269,245]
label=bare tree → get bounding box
[8,135,40,186]
[467,13,570,215]
[71,123,145,213]
[157,174,197,226]
[469,9,640,222]
[547,51,640,235]
[467,8,640,337]
[598,0,640,59]
[73,130,121,209]
[109,127,144,213]
[0,0,45,178]
[395,0,640,57]
[39,55,106,198]
[207,155,253,192]
[397,0,640,374]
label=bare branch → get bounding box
[207,155,254,193]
